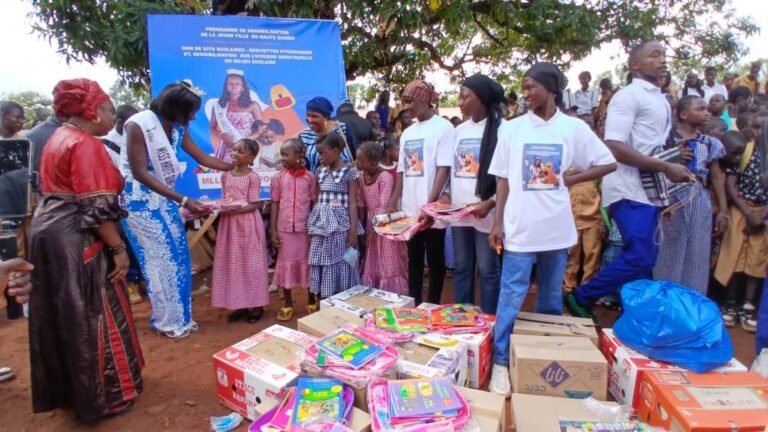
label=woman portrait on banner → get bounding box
[122,80,234,339]
[299,96,357,173]
[28,79,143,421]
[207,69,267,163]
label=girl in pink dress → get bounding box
[270,138,316,321]
[356,141,408,294]
[212,138,269,323]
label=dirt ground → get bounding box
[0,271,758,431]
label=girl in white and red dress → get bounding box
[356,141,408,294]
[212,138,269,323]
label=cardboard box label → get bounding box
[686,387,768,410]
[540,361,570,388]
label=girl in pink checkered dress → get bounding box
[212,138,269,323]
[356,141,408,294]
[270,138,317,321]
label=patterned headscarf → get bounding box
[53,79,110,121]
[402,80,433,104]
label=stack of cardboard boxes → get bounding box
[212,286,507,431]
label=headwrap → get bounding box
[53,78,110,121]
[462,74,506,200]
[306,97,334,119]
[402,80,433,104]
[524,62,567,108]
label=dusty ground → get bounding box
[0,272,758,431]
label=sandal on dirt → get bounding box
[306,303,319,314]
[277,307,294,321]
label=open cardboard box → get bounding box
[319,285,414,317]
[511,394,619,432]
[513,311,598,346]
[511,334,608,400]
[212,325,316,419]
[457,386,506,432]
[395,333,468,386]
[297,306,365,338]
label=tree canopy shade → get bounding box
[28,0,758,88]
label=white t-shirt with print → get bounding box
[488,110,616,252]
[398,115,455,229]
[450,118,495,233]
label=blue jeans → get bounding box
[493,248,568,366]
[757,275,768,354]
[451,226,500,314]
[575,200,659,306]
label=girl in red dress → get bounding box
[356,141,408,294]
[212,138,269,323]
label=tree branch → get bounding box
[472,13,503,46]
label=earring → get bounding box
[91,116,101,124]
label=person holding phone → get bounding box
[122,81,233,339]
[28,79,143,421]
[0,257,32,383]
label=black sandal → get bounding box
[247,308,264,324]
[227,309,249,323]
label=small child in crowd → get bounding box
[379,135,399,179]
[654,96,727,295]
[714,113,768,332]
[563,178,605,292]
[270,138,317,321]
[212,138,269,323]
[307,132,364,310]
[356,141,408,294]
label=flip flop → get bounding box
[0,367,15,383]
[306,303,319,314]
[277,307,294,321]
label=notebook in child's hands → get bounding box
[316,328,385,369]
[291,377,345,426]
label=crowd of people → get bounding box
[0,39,767,421]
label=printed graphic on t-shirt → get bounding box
[454,138,481,178]
[403,139,425,177]
[522,143,563,191]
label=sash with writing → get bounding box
[125,110,181,189]
[212,103,244,142]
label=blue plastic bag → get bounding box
[613,279,733,373]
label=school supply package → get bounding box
[420,202,477,222]
[395,333,469,386]
[373,215,424,241]
[320,286,415,318]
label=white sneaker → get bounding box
[269,284,279,293]
[488,364,511,396]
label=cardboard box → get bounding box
[601,328,748,409]
[637,370,768,431]
[417,302,496,389]
[395,333,468,386]
[457,387,506,432]
[213,325,316,419]
[255,393,372,432]
[297,306,365,338]
[511,334,608,400]
[511,394,619,432]
[513,312,598,346]
[320,285,414,317]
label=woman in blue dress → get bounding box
[122,81,233,338]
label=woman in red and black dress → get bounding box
[28,79,143,421]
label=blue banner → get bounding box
[147,14,347,199]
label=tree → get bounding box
[1,91,53,128]
[28,0,758,89]
[109,80,151,109]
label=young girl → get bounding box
[212,138,269,323]
[379,135,399,179]
[270,139,317,321]
[356,141,408,294]
[654,96,727,295]
[307,132,364,310]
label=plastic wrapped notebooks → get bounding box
[367,378,472,432]
[373,217,424,241]
[249,382,355,432]
[302,325,399,389]
[429,304,491,335]
[315,328,385,369]
[364,314,415,345]
[420,202,477,222]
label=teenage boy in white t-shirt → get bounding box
[487,62,617,395]
[388,80,454,305]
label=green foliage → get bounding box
[1,91,53,128]
[109,80,151,109]
[28,0,759,89]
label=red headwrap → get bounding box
[53,79,110,121]
[402,80,433,104]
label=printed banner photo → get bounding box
[147,14,347,200]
